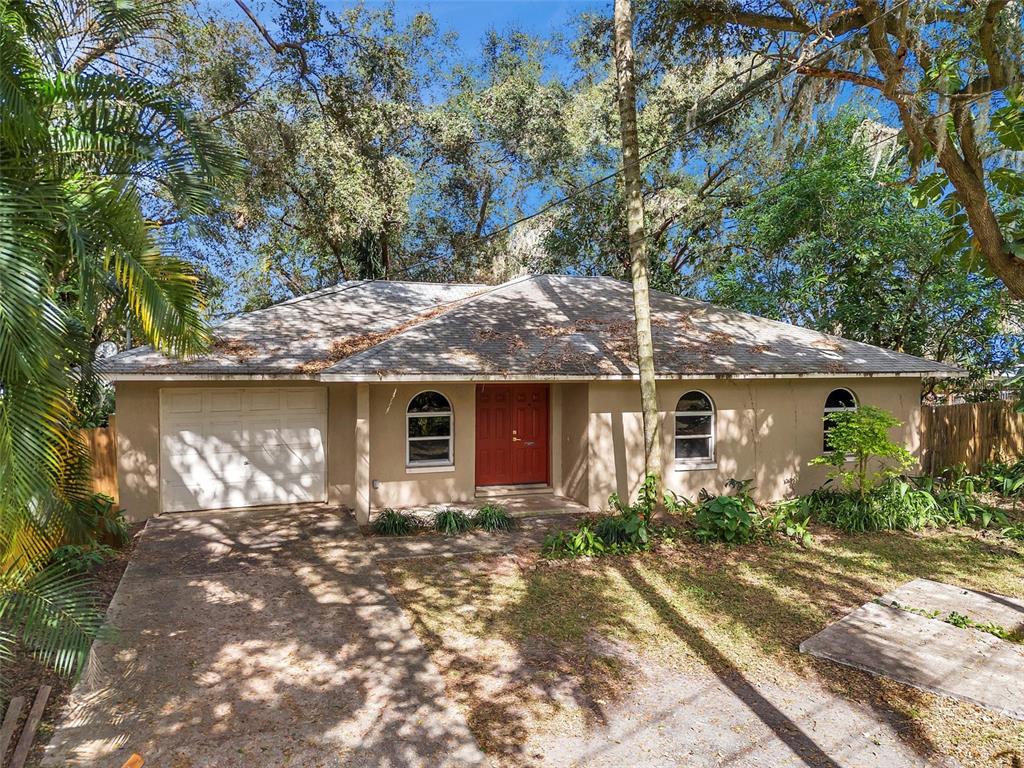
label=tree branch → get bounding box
[795,65,887,91]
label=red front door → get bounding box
[475,384,549,486]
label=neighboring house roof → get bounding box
[101,274,963,380]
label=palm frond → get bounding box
[0,559,107,678]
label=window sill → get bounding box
[405,464,456,475]
[674,461,717,472]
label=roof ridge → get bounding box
[320,274,537,373]
[315,274,532,374]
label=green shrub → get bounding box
[475,503,514,531]
[434,508,473,535]
[693,478,760,544]
[542,474,667,558]
[75,493,129,548]
[980,459,1024,497]
[810,406,912,498]
[49,543,116,575]
[761,500,814,547]
[915,470,1006,528]
[804,473,1006,533]
[373,508,416,536]
[542,520,606,558]
[608,473,660,522]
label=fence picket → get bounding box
[921,400,1024,474]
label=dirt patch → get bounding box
[5,524,143,768]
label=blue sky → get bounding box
[212,0,606,54]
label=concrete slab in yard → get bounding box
[801,582,1024,721]
[879,578,1024,633]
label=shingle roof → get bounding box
[101,274,962,380]
[100,280,484,376]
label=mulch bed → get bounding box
[4,522,144,768]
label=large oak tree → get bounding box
[646,0,1024,297]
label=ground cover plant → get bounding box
[475,503,515,531]
[373,508,417,536]
[434,508,474,535]
[542,475,677,557]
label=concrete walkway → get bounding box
[801,579,1024,721]
[42,505,488,767]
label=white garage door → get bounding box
[160,387,327,513]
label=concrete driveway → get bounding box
[42,506,488,767]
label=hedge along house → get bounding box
[100,274,961,524]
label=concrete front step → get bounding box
[475,483,552,498]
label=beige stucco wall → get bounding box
[366,382,477,510]
[114,375,922,522]
[585,377,923,510]
[559,383,590,506]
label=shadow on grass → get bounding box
[388,525,1024,766]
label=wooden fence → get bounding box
[80,415,118,504]
[921,400,1024,475]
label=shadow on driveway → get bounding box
[42,504,487,768]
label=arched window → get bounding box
[407,391,453,466]
[823,388,857,450]
[675,391,715,463]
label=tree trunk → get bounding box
[933,137,1024,298]
[613,0,661,485]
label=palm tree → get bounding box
[0,0,238,683]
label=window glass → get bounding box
[675,391,714,463]
[407,391,452,465]
[823,388,857,451]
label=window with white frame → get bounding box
[407,391,453,466]
[674,391,715,463]
[823,388,857,450]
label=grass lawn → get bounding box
[383,525,1024,767]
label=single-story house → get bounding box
[101,274,961,523]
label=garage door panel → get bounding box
[284,389,323,411]
[249,390,282,411]
[163,391,203,414]
[208,390,243,412]
[159,387,327,513]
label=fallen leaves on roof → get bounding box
[296,287,489,373]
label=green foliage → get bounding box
[542,520,606,558]
[703,112,1022,383]
[810,406,912,497]
[608,473,660,522]
[49,544,116,576]
[0,559,109,678]
[543,475,671,558]
[1002,525,1024,542]
[761,501,814,547]
[434,508,473,535]
[693,478,759,544]
[805,472,1006,533]
[373,508,416,536]
[0,0,236,685]
[474,504,514,532]
[979,458,1024,497]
